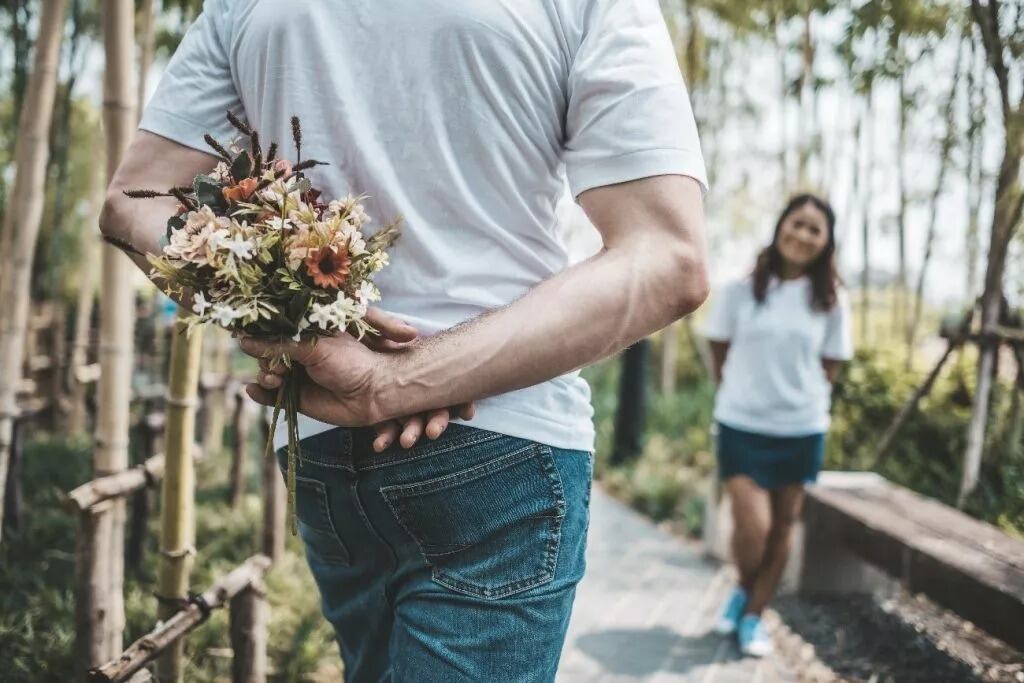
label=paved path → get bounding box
[558,488,797,683]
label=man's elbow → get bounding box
[98,188,126,239]
[669,242,710,318]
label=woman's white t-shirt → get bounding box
[139,0,708,453]
[701,276,853,437]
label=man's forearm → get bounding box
[377,237,708,422]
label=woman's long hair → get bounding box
[751,193,840,312]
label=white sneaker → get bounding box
[738,614,774,657]
[713,587,748,635]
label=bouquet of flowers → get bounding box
[122,112,401,533]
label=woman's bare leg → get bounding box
[725,476,772,592]
[745,484,805,615]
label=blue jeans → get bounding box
[276,422,593,682]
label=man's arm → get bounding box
[377,174,709,422]
[99,130,222,281]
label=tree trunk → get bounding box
[859,91,874,345]
[896,68,909,358]
[961,0,1024,506]
[965,34,984,301]
[92,0,136,662]
[909,38,963,368]
[0,0,68,544]
[156,315,204,683]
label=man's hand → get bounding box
[242,306,476,452]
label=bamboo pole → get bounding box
[0,0,68,543]
[89,555,272,683]
[261,417,286,564]
[155,315,204,683]
[202,328,232,460]
[229,580,268,683]
[91,0,137,663]
[68,140,105,435]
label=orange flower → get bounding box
[305,246,351,289]
[222,177,259,203]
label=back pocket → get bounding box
[381,442,565,599]
[293,474,351,566]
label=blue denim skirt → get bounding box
[715,421,825,490]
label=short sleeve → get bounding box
[138,0,246,153]
[701,281,740,342]
[822,289,854,361]
[563,0,708,200]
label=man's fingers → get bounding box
[245,383,276,406]
[258,357,288,375]
[257,370,283,390]
[425,408,450,440]
[456,402,476,420]
[363,307,418,343]
[373,420,401,452]
[399,415,424,449]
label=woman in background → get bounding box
[701,194,852,657]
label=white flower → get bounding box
[220,234,256,260]
[308,302,338,330]
[265,216,294,231]
[366,251,389,273]
[192,292,212,316]
[210,303,242,327]
[291,316,311,342]
[211,161,231,182]
[349,203,371,227]
[357,280,380,304]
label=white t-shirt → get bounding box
[139,0,708,453]
[701,276,853,437]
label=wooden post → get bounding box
[261,416,285,564]
[3,416,23,535]
[229,387,249,510]
[156,314,204,683]
[89,556,272,683]
[75,502,116,678]
[229,580,268,683]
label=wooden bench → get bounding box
[795,471,1024,651]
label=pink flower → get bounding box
[273,159,294,177]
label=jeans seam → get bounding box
[360,430,506,471]
[295,474,352,566]
[379,442,537,500]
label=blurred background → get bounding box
[1,0,1022,681]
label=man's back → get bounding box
[140,0,706,452]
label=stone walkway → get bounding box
[558,488,798,682]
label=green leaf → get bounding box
[165,214,186,239]
[194,175,227,212]
[231,151,253,180]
